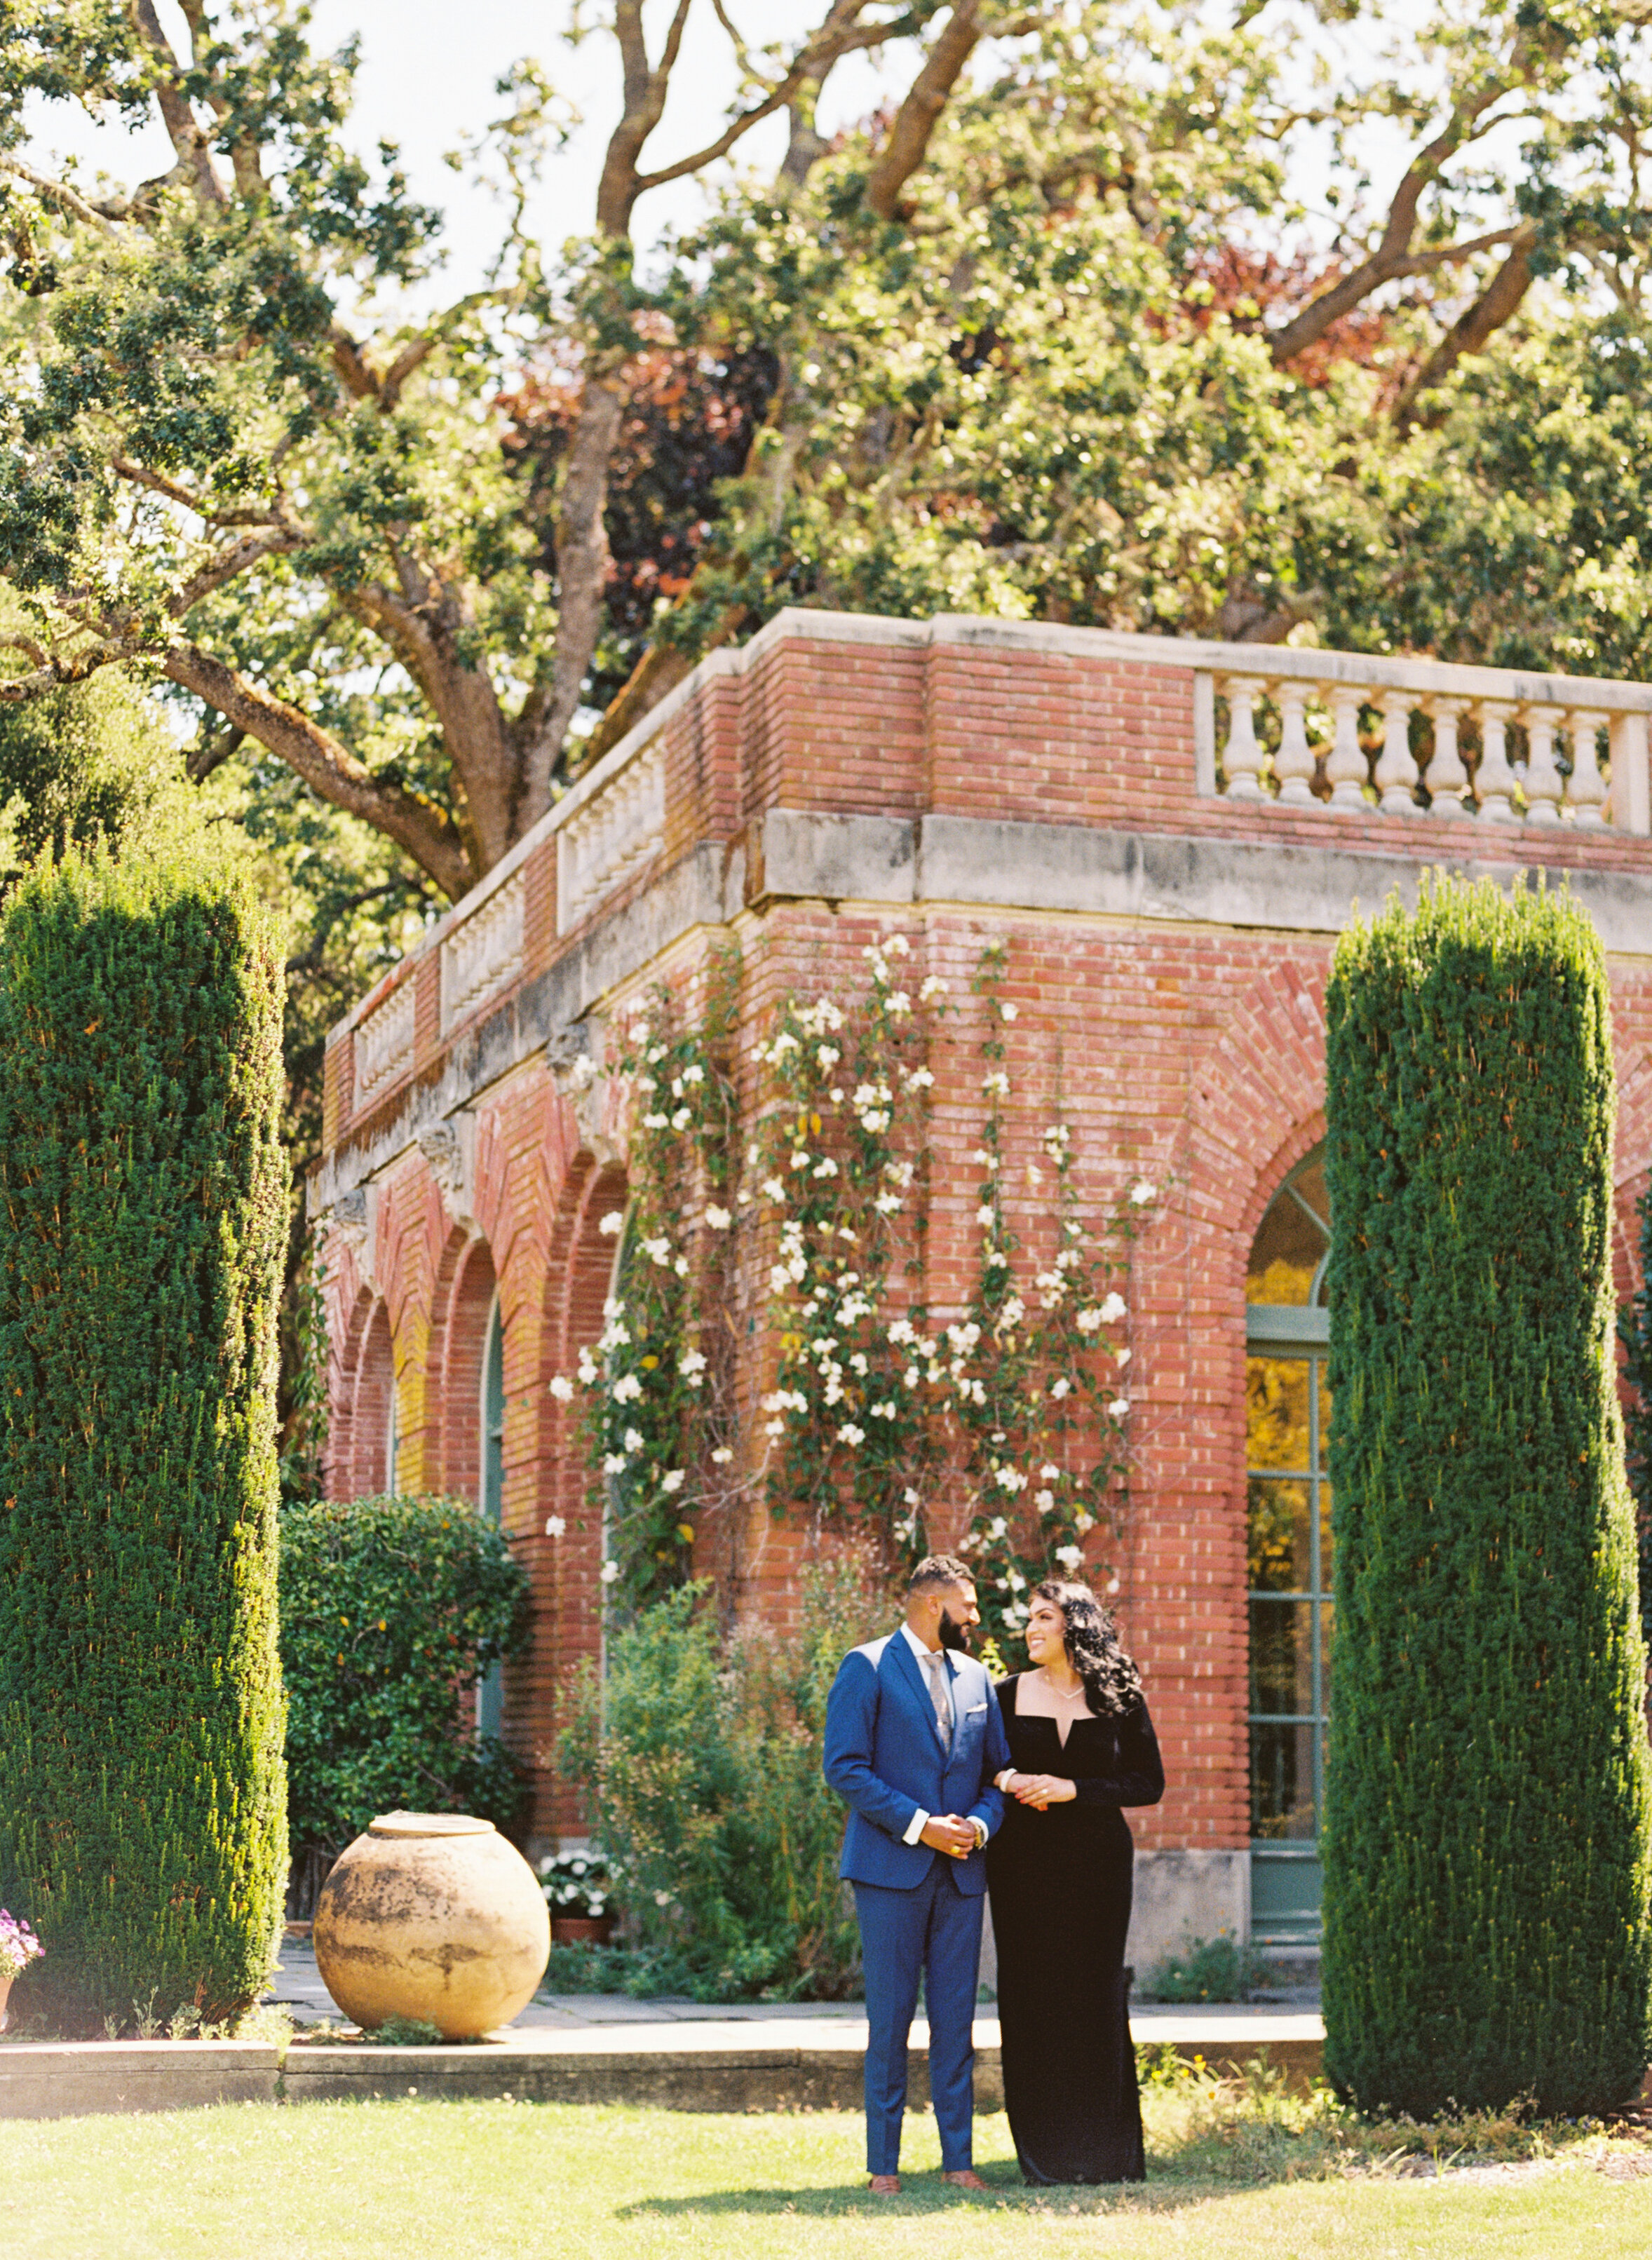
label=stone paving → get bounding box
[262,1935,1323,2052]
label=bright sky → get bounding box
[25,1,914,299]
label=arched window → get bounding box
[478,1293,505,1740]
[1246,1144,1332,1951]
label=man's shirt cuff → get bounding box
[903,1808,930,1846]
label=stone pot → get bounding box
[551,1914,614,1947]
[313,1813,550,2041]
[0,1973,12,2034]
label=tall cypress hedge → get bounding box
[0,846,287,2031]
[1322,876,1652,2115]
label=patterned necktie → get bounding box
[923,1649,953,1750]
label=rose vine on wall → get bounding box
[551,935,1154,1647]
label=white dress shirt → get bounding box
[897,1625,986,1848]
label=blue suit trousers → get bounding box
[855,1862,983,2174]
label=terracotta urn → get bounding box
[0,1974,11,2034]
[552,1914,614,1947]
[313,1813,550,2041]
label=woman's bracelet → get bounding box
[995,1768,1019,1792]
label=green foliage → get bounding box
[1142,1932,1261,2005]
[1321,874,1652,2115]
[567,959,739,1619]
[365,2015,446,2046]
[0,670,184,872]
[560,1564,883,2001]
[279,1494,531,1861]
[0,841,289,2032]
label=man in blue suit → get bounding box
[822,1552,1013,2194]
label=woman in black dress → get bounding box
[985,1578,1164,2184]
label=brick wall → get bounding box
[316,611,1652,1874]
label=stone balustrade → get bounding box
[557,738,666,935]
[352,978,416,1104]
[1197,649,1652,831]
[441,868,524,1033]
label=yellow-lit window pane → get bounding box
[1247,1477,1311,1592]
[1247,1356,1311,1470]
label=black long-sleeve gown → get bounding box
[984,1674,1165,2184]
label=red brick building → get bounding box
[311,609,1652,1965]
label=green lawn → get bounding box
[3,2083,1652,2259]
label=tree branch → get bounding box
[0,159,122,237]
[1267,77,1525,367]
[161,642,473,898]
[1392,228,1537,432]
[865,0,998,223]
[172,527,302,614]
[127,0,229,215]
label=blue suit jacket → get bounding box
[822,1632,1012,1895]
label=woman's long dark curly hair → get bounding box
[1032,1579,1143,1717]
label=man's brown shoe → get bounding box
[941,2170,988,2191]
[868,2174,900,2195]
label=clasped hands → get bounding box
[919,1814,977,1859]
[1005,1770,1076,1812]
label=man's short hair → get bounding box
[907,1552,973,1595]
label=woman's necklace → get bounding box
[1037,1667,1090,1707]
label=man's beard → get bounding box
[938,1607,973,1653]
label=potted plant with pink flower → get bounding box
[0,1911,42,2031]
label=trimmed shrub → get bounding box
[1322,875,1652,2115]
[560,1563,881,2000]
[280,1495,530,1883]
[0,845,288,2031]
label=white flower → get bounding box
[789,1151,811,1172]
[1130,1181,1156,1207]
[837,1423,866,1447]
[999,1296,1026,1329]
[1006,1569,1026,1592]
[903,1066,935,1090]
[654,1891,672,1908]
[599,1212,624,1236]
[643,1112,669,1130]
[628,1022,649,1048]
[645,1043,666,1063]
[919,975,947,1001]
[642,1237,671,1266]
[765,1419,785,1437]
[623,1427,644,1453]
[682,1063,705,1085]
[710,1447,733,1464]
[679,1348,707,1379]
[761,1177,787,1202]
[1116,1347,1132,1367]
[600,1560,621,1585]
[673,1257,688,1276]
[611,1372,643,1404]
[874,1193,902,1216]
[886,991,912,1017]
[548,1374,574,1402]
[999,1001,1018,1020]
[817,1045,840,1069]
[985,1250,1008,1270]
[1076,1308,1104,1334]
[600,1455,623,1477]
[1056,1544,1083,1570]
[813,1157,839,1179]
[1100,1292,1128,1324]
[858,1111,891,1134]
[982,1071,1009,1097]
[661,1470,684,1494]
[1050,1376,1071,1400]
[545,1515,567,1537]
[882,933,911,957]
[870,1400,896,1419]
[1106,1576,1120,1595]
[1074,1511,1095,1534]
[904,1365,920,1388]
[996,1466,1027,1494]
[705,1205,733,1231]
[1039,1463,1061,1481]
[848,1352,869,1376]
[670,1107,691,1131]
[1109,1398,1132,1419]
[769,1031,799,1059]
[577,1351,600,1386]
[976,1204,996,1227]
[1034,1490,1055,1512]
